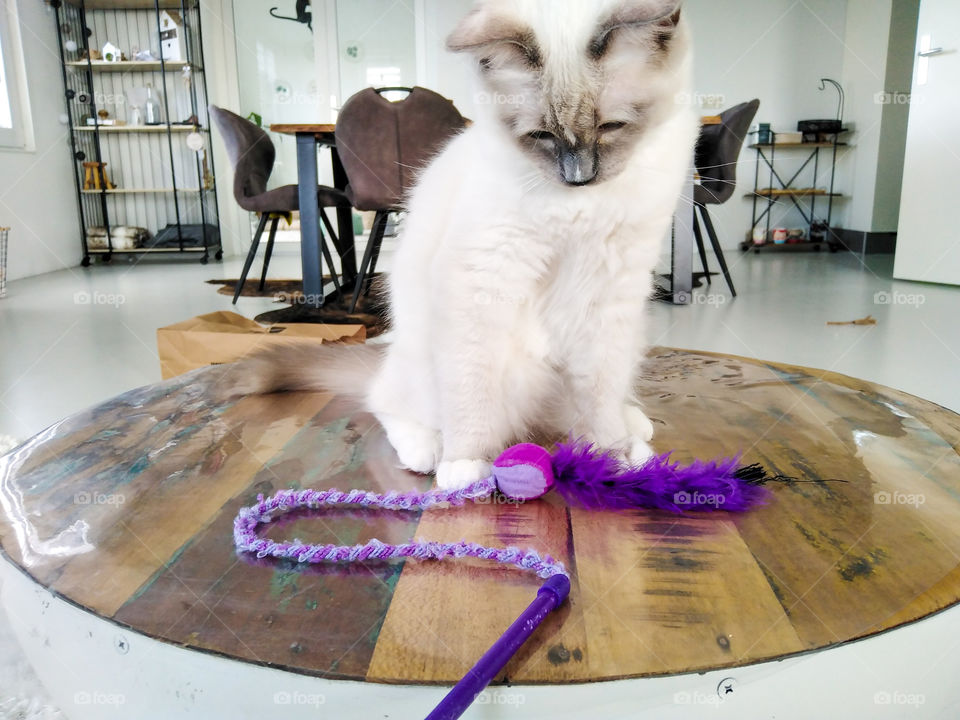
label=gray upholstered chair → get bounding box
[209,105,350,304]
[693,99,760,297]
[334,87,466,312]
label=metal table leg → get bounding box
[330,148,358,287]
[671,170,695,305]
[296,133,323,308]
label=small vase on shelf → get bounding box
[144,84,164,125]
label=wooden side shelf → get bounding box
[748,130,849,250]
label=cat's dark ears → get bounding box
[448,1,682,59]
[591,1,682,57]
[447,7,532,55]
[602,0,683,30]
[447,6,542,67]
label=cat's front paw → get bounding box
[436,459,492,490]
[626,437,655,466]
[379,415,442,474]
[624,405,655,442]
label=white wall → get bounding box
[232,0,321,188]
[682,0,850,249]
[200,0,246,259]
[0,0,80,281]
[839,0,894,234]
[420,0,481,118]
[334,0,417,103]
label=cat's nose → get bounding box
[559,147,597,186]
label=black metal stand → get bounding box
[744,131,848,254]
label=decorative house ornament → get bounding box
[101,41,121,62]
[159,11,185,62]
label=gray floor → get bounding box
[0,244,958,717]
[1,245,957,445]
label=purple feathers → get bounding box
[550,439,770,513]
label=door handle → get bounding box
[918,47,944,57]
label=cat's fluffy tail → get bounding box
[228,342,385,398]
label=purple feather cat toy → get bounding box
[235,439,779,719]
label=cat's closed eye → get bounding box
[527,130,556,143]
[599,121,628,133]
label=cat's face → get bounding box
[449,0,688,187]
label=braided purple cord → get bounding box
[233,478,569,580]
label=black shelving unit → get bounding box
[742,131,849,254]
[53,0,221,265]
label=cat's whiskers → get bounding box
[520,177,547,198]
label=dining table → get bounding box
[270,124,357,308]
[271,115,723,309]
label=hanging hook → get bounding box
[818,78,845,123]
[268,1,312,31]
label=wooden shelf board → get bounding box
[74,125,199,133]
[740,240,837,253]
[750,142,848,149]
[747,189,845,198]
[87,246,214,253]
[65,0,195,9]
[65,61,193,73]
[82,188,204,194]
[270,123,336,136]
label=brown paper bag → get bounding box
[157,310,365,379]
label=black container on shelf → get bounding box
[798,119,843,134]
[148,223,220,248]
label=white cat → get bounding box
[235,0,698,491]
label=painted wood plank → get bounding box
[114,396,429,679]
[51,392,331,615]
[570,509,804,678]
[367,497,588,684]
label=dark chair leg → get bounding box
[692,212,711,285]
[350,211,388,314]
[234,213,269,305]
[364,216,386,295]
[318,228,343,300]
[319,210,344,298]
[258,216,280,291]
[698,204,737,297]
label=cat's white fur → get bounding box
[364,0,698,489]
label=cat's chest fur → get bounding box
[502,196,654,364]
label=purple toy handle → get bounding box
[425,574,571,720]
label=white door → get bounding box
[894,0,960,285]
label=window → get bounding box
[0,0,28,149]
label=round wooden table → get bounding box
[2,349,959,715]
